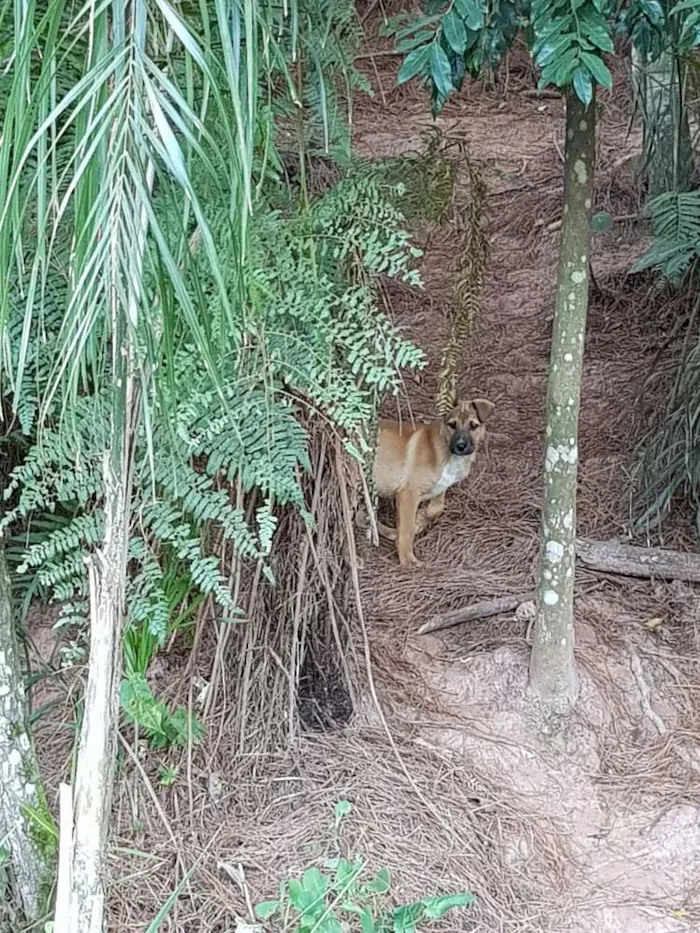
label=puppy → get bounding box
[363,398,495,566]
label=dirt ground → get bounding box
[26,24,700,933]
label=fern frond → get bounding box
[634,190,700,281]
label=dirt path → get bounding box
[351,38,700,933]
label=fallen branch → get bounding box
[418,592,535,635]
[521,88,562,100]
[419,540,700,637]
[576,537,700,584]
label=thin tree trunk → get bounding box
[633,46,694,198]
[529,90,596,709]
[64,443,131,933]
[0,545,55,924]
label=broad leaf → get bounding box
[442,9,468,54]
[580,50,613,89]
[455,0,485,31]
[429,43,454,99]
[572,65,593,104]
[397,45,431,84]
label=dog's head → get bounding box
[443,398,495,457]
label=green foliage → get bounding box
[120,674,204,750]
[158,764,179,787]
[388,0,617,110]
[530,0,613,103]
[253,801,474,933]
[673,0,700,51]
[630,193,700,535]
[386,0,527,111]
[617,0,667,58]
[0,0,426,767]
[2,167,424,644]
[633,190,700,280]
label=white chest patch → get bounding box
[426,456,473,499]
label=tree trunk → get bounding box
[529,90,596,709]
[0,545,55,925]
[632,47,694,198]
[63,447,130,933]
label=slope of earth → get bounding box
[353,28,700,933]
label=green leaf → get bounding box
[579,51,612,89]
[334,799,352,821]
[420,892,475,918]
[361,908,376,933]
[442,10,468,54]
[365,867,391,895]
[396,30,438,53]
[302,867,328,900]
[454,0,484,31]
[591,211,612,233]
[572,65,593,104]
[254,901,281,919]
[429,43,454,99]
[397,46,431,84]
[585,25,615,53]
[288,879,313,912]
[391,903,423,932]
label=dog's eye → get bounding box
[447,420,458,430]
[469,419,480,430]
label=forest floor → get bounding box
[27,19,700,933]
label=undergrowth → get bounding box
[252,802,472,933]
[1,2,465,752]
[632,190,700,534]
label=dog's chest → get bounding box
[426,456,473,498]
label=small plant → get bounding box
[120,674,204,749]
[254,801,473,932]
[157,764,179,787]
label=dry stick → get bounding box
[336,444,464,845]
[117,733,189,880]
[521,89,562,100]
[418,592,536,636]
[576,537,700,584]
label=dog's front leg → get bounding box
[423,493,446,526]
[396,490,421,565]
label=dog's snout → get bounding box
[450,431,473,456]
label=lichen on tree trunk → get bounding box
[529,89,596,709]
[0,544,55,924]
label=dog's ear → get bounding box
[473,399,495,424]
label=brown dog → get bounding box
[362,398,495,566]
